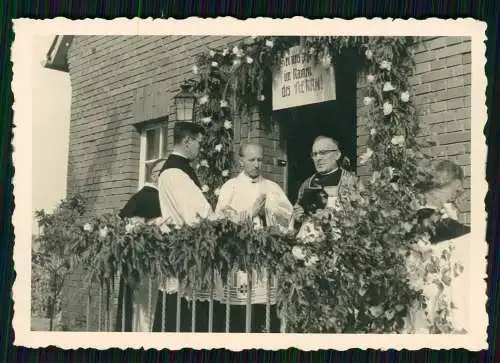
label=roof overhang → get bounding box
[43,35,73,73]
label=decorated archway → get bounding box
[187,36,429,205]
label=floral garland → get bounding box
[187,36,428,203]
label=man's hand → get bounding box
[293,204,305,221]
[251,194,266,218]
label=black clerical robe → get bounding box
[118,184,162,221]
[416,207,471,244]
[295,168,357,216]
[115,183,162,332]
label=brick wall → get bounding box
[356,36,471,225]
[63,35,257,330]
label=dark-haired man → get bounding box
[153,121,215,332]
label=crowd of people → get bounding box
[115,121,470,334]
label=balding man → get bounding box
[293,136,358,224]
[216,141,293,229]
[215,141,293,332]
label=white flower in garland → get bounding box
[211,61,219,68]
[199,95,209,105]
[214,188,221,196]
[246,56,253,64]
[383,82,396,92]
[383,101,393,115]
[292,246,306,260]
[321,54,332,67]
[365,49,373,60]
[370,128,377,136]
[233,58,242,66]
[379,60,392,71]
[200,160,209,168]
[201,185,210,193]
[222,48,229,56]
[209,50,216,57]
[366,74,376,83]
[215,144,223,152]
[83,223,93,232]
[265,39,274,48]
[201,116,212,125]
[192,65,199,75]
[232,46,244,58]
[195,163,201,170]
[99,225,108,238]
[223,120,232,129]
[257,94,265,101]
[125,222,135,234]
[363,96,374,106]
[220,99,229,108]
[400,91,410,103]
[359,147,374,165]
[391,135,405,146]
[222,169,229,177]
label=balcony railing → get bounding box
[84,268,286,333]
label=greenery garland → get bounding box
[60,163,453,334]
[187,36,429,203]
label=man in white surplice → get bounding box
[154,121,215,332]
[215,141,293,332]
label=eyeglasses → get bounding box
[310,149,337,158]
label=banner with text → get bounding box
[272,46,336,110]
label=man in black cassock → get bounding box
[115,158,165,332]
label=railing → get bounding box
[84,268,287,333]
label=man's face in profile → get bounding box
[187,133,203,160]
[240,144,263,179]
[311,137,340,174]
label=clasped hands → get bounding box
[220,193,267,221]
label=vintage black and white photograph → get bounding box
[12,18,487,350]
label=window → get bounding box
[138,121,169,187]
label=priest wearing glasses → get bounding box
[293,135,358,225]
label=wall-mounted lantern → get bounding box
[174,82,195,122]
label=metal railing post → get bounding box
[245,269,253,333]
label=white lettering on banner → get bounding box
[272,46,336,110]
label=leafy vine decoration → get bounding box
[185,36,430,204]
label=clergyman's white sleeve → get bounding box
[214,179,236,217]
[158,169,213,226]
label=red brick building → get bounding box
[44,35,471,330]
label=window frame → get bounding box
[138,119,169,189]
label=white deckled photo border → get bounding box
[11,17,488,351]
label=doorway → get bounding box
[274,49,360,204]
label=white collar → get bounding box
[238,171,263,184]
[319,167,339,176]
